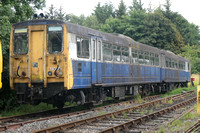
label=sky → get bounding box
[39,0,200,26]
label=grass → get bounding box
[122,111,127,119]
[161,86,196,98]
[134,95,144,104]
[0,102,54,117]
[0,86,196,117]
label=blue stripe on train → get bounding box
[71,60,162,89]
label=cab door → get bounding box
[91,36,102,84]
[29,26,46,82]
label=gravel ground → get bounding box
[4,101,141,133]
[3,93,194,133]
[157,104,200,133]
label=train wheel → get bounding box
[55,102,64,109]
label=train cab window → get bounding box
[103,43,112,61]
[150,53,155,65]
[47,26,63,53]
[113,46,121,62]
[155,54,159,66]
[122,47,129,63]
[132,49,138,64]
[144,52,150,65]
[13,28,28,55]
[77,37,90,59]
[138,50,144,64]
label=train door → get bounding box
[30,26,45,82]
[91,36,102,84]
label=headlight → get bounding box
[48,71,52,76]
[22,71,26,76]
[58,71,63,76]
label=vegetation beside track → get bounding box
[0,103,54,117]
[161,86,196,98]
[0,86,196,117]
[158,105,200,132]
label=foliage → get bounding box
[129,0,144,11]
[0,0,46,111]
[162,0,200,46]
[116,0,126,18]
[0,103,54,117]
[161,86,196,98]
[181,45,200,74]
[93,2,115,24]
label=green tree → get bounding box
[130,0,144,11]
[162,0,200,45]
[116,0,126,18]
[82,15,101,30]
[141,9,184,54]
[0,0,45,110]
[55,6,66,20]
[65,14,86,25]
[101,18,125,34]
[123,9,147,42]
[46,4,57,19]
[94,2,115,24]
[181,45,200,74]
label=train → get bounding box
[9,19,190,108]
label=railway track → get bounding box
[185,120,200,133]
[32,91,196,133]
[0,93,161,131]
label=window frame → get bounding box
[121,46,129,63]
[113,45,121,62]
[13,27,29,55]
[76,36,90,59]
[103,43,113,61]
[131,48,138,64]
[47,25,63,54]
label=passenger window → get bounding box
[175,61,178,68]
[77,37,90,58]
[47,26,63,53]
[132,49,138,64]
[144,52,149,65]
[113,46,121,62]
[13,28,28,55]
[171,60,175,68]
[138,50,144,64]
[103,43,112,61]
[98,41,101,60]
[166,58,169,67]
[122,47,129,63]
[155,54,159,66]
[92,40,95,59]
[150,53,155,65]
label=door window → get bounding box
[47,26,63,53]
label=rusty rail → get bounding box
[100,97,196,133]
[32,91,195,133]
[185,121,200,133]
[0,93,161,131]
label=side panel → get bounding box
[72,60,91,89]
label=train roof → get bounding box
[13,19,188,61]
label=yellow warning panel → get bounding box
[197,85,200,115]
